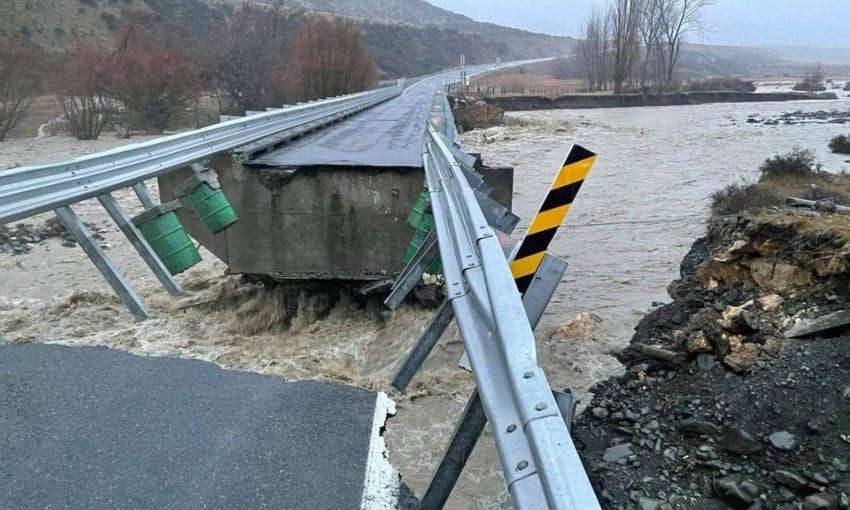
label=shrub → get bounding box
[282,18,377,102]
[55,44,118,140]
[686,77,756,93]
[109,30,202,133]
[710,182,783,216]
[0,38,42,141]
[204,3,295,114]
[758,148,821,182]
[793,64,826,93]
[829,134,850,155]
[792,81,826,92]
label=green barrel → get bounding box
[133,201,201,275]
[176,171,238,234]
[403,226,441,274]
[186,182,238,233]
[406,190,435,231]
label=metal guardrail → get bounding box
[421,124,599,509]
[0,85,401,224]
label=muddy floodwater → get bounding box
[2,87,850,509]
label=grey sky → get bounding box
[426,0,850,48]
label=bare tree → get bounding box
[657,0,714,83]
[793,63,826,93]
[283,18,377,102]
[109,27,202,133]
[0,38,41,141]
[637,0,666,88]
[56,44,118,140]
[205,1,297,114]
[610,0,641,94]
[579,7,611,92]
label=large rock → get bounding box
[721,426,761,455]
[714,475,761,508]
[678,418,720,435]
[802,493,839,510]
[750,260,812,291]
[723,343,762,372]
[758,294,785,312]
[813,253,848,277]
[720,305,760,334]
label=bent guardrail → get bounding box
[419,124,600,509]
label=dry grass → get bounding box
[4,93,223,140]
[751,173,850,242]
[468,72,585,97]
[7,96,65,139]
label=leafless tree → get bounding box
[637,0,667,88]
[282,18,377,102]
[610,0,641,94]
[657,0,714,83]
[793,63,826,93]
[109,27,202,133]
[206,1,297,114]
[0,38,41,141]
[579,7,611,92]
[56,44,118,140]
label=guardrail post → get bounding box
[54,206,148,322]
[391,299,453,391]
[422,253,571,505]
[420,391,487,510]
[552,389,577,433]
[132,182,156,209]
[384,229,439,310]
[97,193,181,296]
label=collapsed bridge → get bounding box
[0,60,600,509]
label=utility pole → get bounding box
[459,54,467,89]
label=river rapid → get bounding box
[468,87,850,360]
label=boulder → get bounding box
[758,294,785,312]
[723,343,762,372]
[721,426,761,455]
[714,475,761,509]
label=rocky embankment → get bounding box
[747,110,850,126]
[574,213,850,509]
[0,218,104,254]
[478,92,836,111]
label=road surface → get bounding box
[0,344,403,509]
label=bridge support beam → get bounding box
[132,181,157,209]
[391,299,453,391]
[97,193,181,296]
[384,229,439,310]
[54,206,148,322]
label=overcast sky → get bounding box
[426,0,850,48]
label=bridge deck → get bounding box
[249,73,462,168]
[0,344,400,509]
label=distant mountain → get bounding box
[678,43,850,79]
[0,0,576,77]
[269,0,480,29]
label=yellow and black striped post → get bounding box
[510,144,596,294]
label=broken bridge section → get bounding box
[0,344,403,509]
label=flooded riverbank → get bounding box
[2,92,850,507]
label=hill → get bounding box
[0,0,577,77]
[678,43,850,79]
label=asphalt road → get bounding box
[0,344,393,509]
[249,67,500,168]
